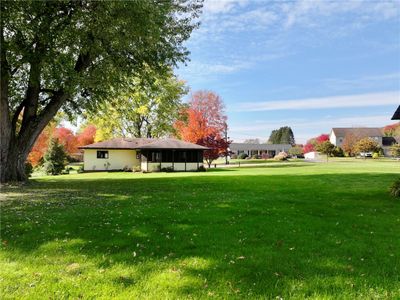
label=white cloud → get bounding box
[323,73,400,91]
[202,0,249,15]
[282,0,400,29]
[237,91,400,112]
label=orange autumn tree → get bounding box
[53,127,79,155]
[77,124,97,147]
[28,124,95,166]
[28,123,56,166]
[175,91,230,167]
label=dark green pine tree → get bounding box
[268,126,295,145]
[43,138,67,175]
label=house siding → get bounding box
[83,149,140,171]
[329,131,337,146]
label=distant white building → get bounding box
[304,151,325,161]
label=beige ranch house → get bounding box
[79,138,208,172]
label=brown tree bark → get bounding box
[0,48,90,183]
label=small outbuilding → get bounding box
[79,138,208,172]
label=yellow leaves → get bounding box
[136,105,149,115]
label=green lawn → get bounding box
[1,160,399,299]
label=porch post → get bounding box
[172,150,175,171]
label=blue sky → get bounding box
[176,0,400,144]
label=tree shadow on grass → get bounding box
[1,171,400,298]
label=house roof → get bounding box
[137,138,209,150]
[79,138,208,150]
[392,105,400,120]
[331,127,383,137]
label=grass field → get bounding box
[1,160,399,299]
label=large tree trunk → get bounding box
[0,92,67,183]
[1,139,28,182]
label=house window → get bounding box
[97,150,109,159]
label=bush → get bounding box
[238,153,248,159]
[261,153,270,159]
[132,166,141,172]
[77,166,84,173]
[25,162,33,178]
[230,154,237,159]
[123,166,132,172]
[372,153,379,159]
[274,151,288,161]
[198,165,206,172]
[390,178,400,198]
[161,166,174,172]
[251,154,260,159]
[332,147,345,157]
[288,146,304,157]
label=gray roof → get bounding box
[79,138,208,150]
[331,128,383,137]
[137,138,208,150]
[230,143,292,151]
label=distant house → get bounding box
[329,127,397,156]
[79,138,208,172]
[229,143,291,158]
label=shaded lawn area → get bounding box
[1,161,399,299]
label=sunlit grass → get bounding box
[1,160,399,299]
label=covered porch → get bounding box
[139,149,204,172]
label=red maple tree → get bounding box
[53,127,78,154]
[197,134,230,168]
[77,124,97,147]
[28,124,55,166]
[303,134,329,153]
[175,90,230,166]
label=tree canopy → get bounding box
[1,0,201,182]
[175,90,230,166]
[268,126,295,145]
[86,68,187,140]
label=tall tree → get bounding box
[342,132,360,156]
[175,90,230,166]
[53,127,78,155]
[315,141,335,162]
[353,138,380,156]
[198,134,230,168]
[28,122,56,166]
[175,91,227,141]
[76,124,96,147]
[268,126,295,145]
[42,138,67,175]
[87,68,187,140]
[303,134,329,153]
[0,0,201,182]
